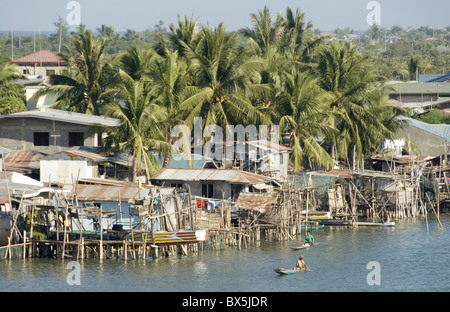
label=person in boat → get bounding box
[296,255,308,270]
[382,214,390,224]
[305,231,314,245]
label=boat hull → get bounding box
[318,219,352,226]
[153,230,208,246]
[355,221,395,227]
[274,268,308,275]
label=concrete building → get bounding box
[0,109,119,155]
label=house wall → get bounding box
[18,65,66,80]
[397,125,447,157]
[258,151,288,181]
[0,117,97,154]
[40,160,97,184]
[156,180,234,199]
[75,200,133,231]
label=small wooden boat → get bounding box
[153,229,208,245]
[355,221,395,227]
[318,219,352,226]
[300,224,324,230]
[274,268,309,275]
[291,242,317,250]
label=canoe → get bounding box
[153,229,208,245]
[300,224,324,230]
[355,221,395,227]
[318,219,352,226]
[274,268,309,275]
[291,242,317,250]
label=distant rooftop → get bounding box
[389,82,450,95]
[11,49,66,65]
[418,72,450,83]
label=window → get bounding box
[202,183,214,198]
[69,132,84,146]
[171,183,183,188]
[33,132,49,146]
[23,69,30,75]
[46,69,56,76]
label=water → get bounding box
[1,215,449,292]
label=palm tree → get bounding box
[101,70,170,182]
[400,56,421,81]
[147,47,193,166]
[240,6,285,55]
[314,41,404,165]
[119,46,160,81]
[0,57,26,114]
[282,7,326,64]
[239,6,326,124]
[165,14,201,57]
[36,28,119,115]
[177,22,271,130]
[277,69,335,170]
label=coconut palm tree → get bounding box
[277,69,335,170]
[165,14,201,58]
[36,28,119,115]
[282,7,326,64]
[240,6,285,55]
[177,22,271,130]
[119,46,160,81]
[147,47,193,166]
[101,70,171,181]
[400,55,421,81]
[314,40,405,165]
[0,57,26,114]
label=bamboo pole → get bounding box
[100,208,103,259]
[23,230,27,258]
[425,193,444,230]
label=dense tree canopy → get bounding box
[5,6,446,176]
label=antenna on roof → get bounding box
[11,25,13,60]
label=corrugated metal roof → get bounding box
[247,139,291,152]
[74,184,149,202]
[151,168,274,184]
[42,150,108,162]
[236,193,278,213]
[11,50,66,65]
[0,146,12,155]
[0,108,120,127]
[390,82,450,95]
[3,150,43,173]
[398,116,450,143]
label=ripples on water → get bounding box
[1,215,449,292]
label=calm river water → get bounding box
[1,215,449,292]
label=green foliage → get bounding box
[1,10,440,171]
[414,109,450,124]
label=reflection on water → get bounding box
[1,215,449,292]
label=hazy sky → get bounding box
[1,0,449,32]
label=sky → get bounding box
[0,0,449,33]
